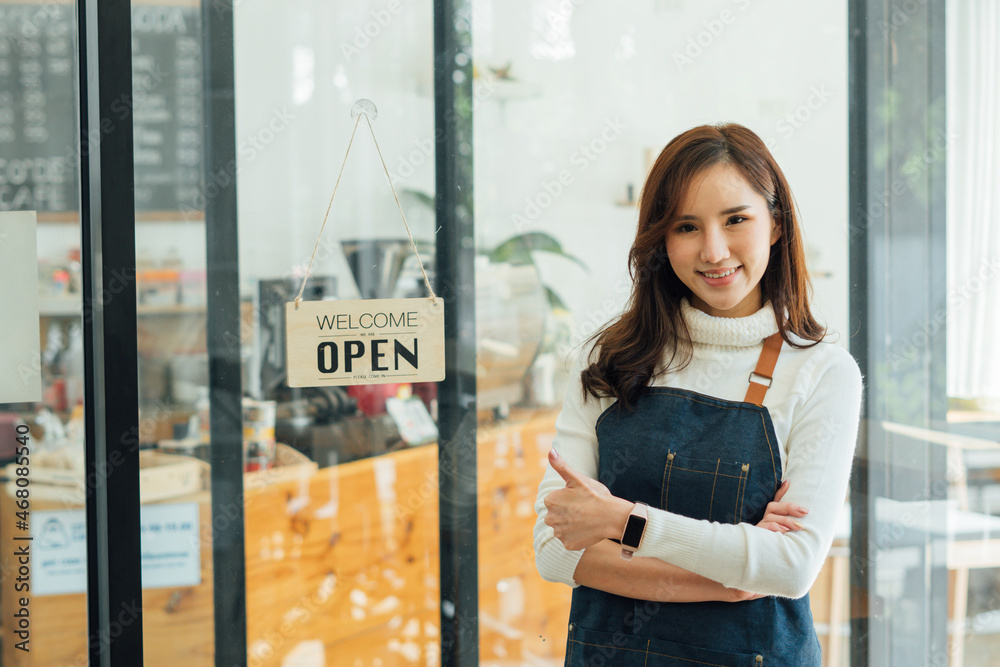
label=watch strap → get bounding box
[620,501,648,560]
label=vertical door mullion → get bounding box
[849,1,949,665]
[434,1,479,665]
[77,0,143,663]
[847,2,871,663]
[201,0,248,663]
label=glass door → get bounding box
[0,2,90,665]
[471,1,853,663]
[850,0,1000,665]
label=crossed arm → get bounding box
[543,449,808,603]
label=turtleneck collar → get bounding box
[679,297,779,347]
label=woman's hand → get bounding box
[728,481,809,601]
[757,480,809,533]
[728,588,765,602]
[544,452,811,601]
[543,449,633,551]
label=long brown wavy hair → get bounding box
[580,123,826,410]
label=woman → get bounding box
[533,123,863,666]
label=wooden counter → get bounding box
[0,408,568,666]
[239,407,570,665]
[0,488,216,667]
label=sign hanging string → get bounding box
[294,99,438,309]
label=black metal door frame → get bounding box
[77,1,479,664]
[77,0,248,663]
[848,1,949,665]
[433,1,479,665]
[77,0,143,662]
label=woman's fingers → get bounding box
[769,482,808,515]
[549,449,588,487]
[730,589,765,602]
[766,501,809,517]
[756,483,811,533]
[760,515,801,532]
[541,464,617,551]
[758,521,787,533]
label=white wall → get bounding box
[472,0,850,347]
[34,1,849,346]
[233,0,437,297]
[229,1,849,343]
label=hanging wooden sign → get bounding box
[285,297,445,387]
[287,99,444,388]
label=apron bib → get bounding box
[565,334,822,666]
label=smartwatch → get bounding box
[619,502,648,560]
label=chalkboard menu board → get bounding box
[0,2,204,217]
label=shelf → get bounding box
[38,296,206,317]
[138,304,207,315]
[36,211,207,224]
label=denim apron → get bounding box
[565,334,822,666]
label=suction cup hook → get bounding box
[351,99,378,121]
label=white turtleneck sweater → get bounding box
[533,298,864,599]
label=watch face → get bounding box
[621,515,647,548]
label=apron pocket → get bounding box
[661,451,750,524]
[566,624,764,667]
[565,624,652,667]
[646,634,764,666]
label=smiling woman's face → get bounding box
[665,162,781,318]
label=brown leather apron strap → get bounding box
[744,331,783,406]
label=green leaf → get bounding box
[402,189,436,210]
[544,285,569,312]
[487,232,589,272]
